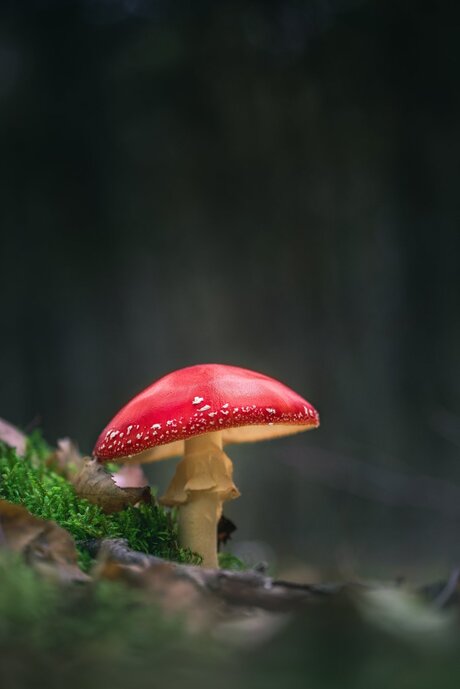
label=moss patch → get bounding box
[0,435,199,566]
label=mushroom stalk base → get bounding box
[178,491,222,569]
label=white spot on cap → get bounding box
[127,425,133,434]
[198,404,211,412]
[266,408,276,414]
[192,396,204,405]
[222,403,229,409]
[151,423,161,429]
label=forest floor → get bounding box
[1,422,460,689]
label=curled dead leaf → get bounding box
[217,514,237,549]
[47,437,85,479]
[0,499,89,583]
[73,457,151,513]
[0,418,27,456]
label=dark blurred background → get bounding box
[1,0,459,576]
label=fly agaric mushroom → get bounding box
[94,364,319,568]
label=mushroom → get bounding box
[94,364,319,568]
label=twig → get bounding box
[432,567,460,608]
[84,538,347,612]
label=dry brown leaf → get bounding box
[46,437,86,479]
[73,457,151,513]
[0,499,89,583]
[48,441,150,512]
[0,418,27,455]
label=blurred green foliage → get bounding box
[1,549,460,689]
[0,551,226,689]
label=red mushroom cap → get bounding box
[94,364,319,462]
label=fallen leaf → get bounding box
[47,437,85,479]
[217,513,237,548]
[0,499,89,583]
[0,418,27,456]
[112,463,148,488]
[73,457,151,513]
[47,440,151,512]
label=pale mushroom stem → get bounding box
[178,432,224,569]
[160,431,240,568]
[178,489,222,568]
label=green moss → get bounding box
[218,551,246,571]
[0,440,200,566]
